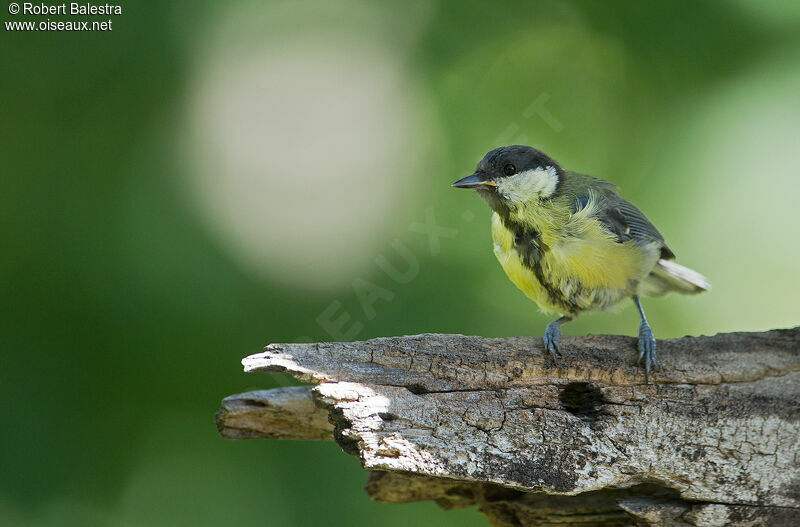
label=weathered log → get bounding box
[217,329,800,526]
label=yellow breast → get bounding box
[491,213,555,311]
[491,208,659,315]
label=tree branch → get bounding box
[217,328,800,526]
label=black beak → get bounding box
[452,173,496,190]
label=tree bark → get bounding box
[217,328,800,526]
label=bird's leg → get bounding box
[633,295,657,380]
[543,316,572,361]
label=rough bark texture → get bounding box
[217,328,800,526]
[217,387,334,440]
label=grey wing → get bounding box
[604,196,675,260]
[565,172,674,259]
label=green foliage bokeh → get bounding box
[2,1,799,525]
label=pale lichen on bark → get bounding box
[218,328,800,526]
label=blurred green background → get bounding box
[3,1,800,526]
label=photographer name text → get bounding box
[16,3,121,15]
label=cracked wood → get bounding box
[219,328,800,525]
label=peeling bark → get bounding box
[217,329,800,526]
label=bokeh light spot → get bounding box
[182,30,421,291]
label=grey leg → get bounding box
[633,295,657,380]
[543,316,572,361]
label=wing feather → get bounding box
[563,172,675,259]
[609,197,675,259]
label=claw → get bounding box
[632,296,658,383]
[543,320,564,362]
[637,321,657,382]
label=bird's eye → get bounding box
[503,164,516,176]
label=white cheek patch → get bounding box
[496,166,559,203]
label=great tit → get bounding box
[453,145,709,378]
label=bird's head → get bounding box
[452,145,563,209]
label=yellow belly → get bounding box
[491,212,659,315]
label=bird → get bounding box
[452,145,709,378]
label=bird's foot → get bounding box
[543,321,563,362]
[636,321,657,381]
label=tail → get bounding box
[642,259,711,297]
